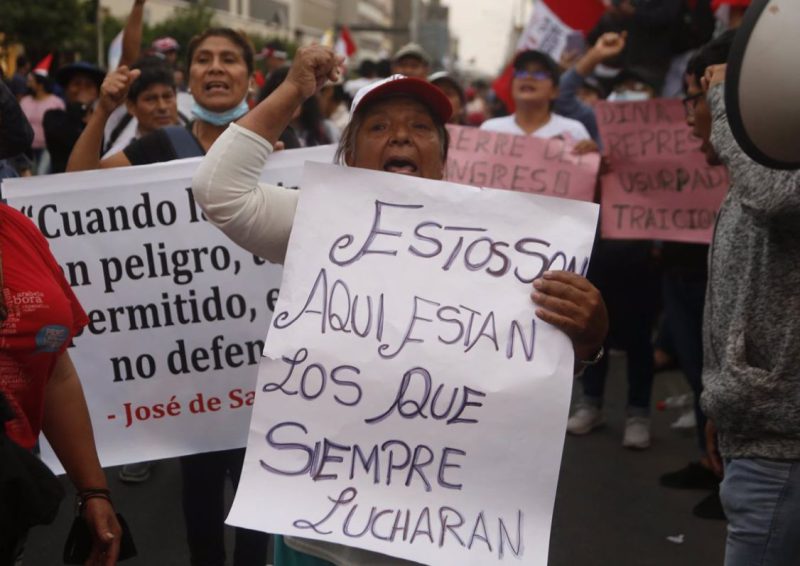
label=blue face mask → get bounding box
[191,98,249,126]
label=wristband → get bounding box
[578,345,604,366]
[75,488,112,515]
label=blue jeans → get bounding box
[720,458,800,566]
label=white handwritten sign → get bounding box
[0,145,335,471]
[227,163,599,565]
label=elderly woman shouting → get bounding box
[192,45,608,566]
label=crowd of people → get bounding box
[2,0,798,565]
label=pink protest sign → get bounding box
[445,125,600,202]
[597,99,729,244]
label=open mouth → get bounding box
[518,83,537,93]
[383,157,419,175]
[204,81,230,93]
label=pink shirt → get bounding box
[20,95,65,150]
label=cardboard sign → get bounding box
[227,162,600,565]
[597,99,729,243]
[1,145,336,472]
[446,125,600,202]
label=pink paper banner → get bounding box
[597,99,729,244]
[445,125,600,202]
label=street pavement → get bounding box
[23,354,726,565]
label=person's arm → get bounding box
[192,45,342,263]
[0,80,34,158]
[531,271,608,364]
[42,352,121,566]
[119,0,146,68]
[66,66,140,172]
[705,66,800,226]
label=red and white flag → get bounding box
[517,0,606,60]
[335,26,358,59]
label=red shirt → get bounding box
[0,204,88,450]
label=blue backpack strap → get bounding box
[163,125,205,159]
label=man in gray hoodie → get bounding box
[700,64,800,565]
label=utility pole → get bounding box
[96,0,106,68]
[410,0,421,43]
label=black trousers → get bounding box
[180,449,269,566]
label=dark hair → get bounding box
[16,55,29,69]
[513,50,561,82]
[31,73,54,94]
[186,27,255,75]
[258,65,289,101]
[128,57,175,101]
[686,29,737,83]
[358,59,377,78]
[376,59,392,78]
[335,102,450,167]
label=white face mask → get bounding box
[608,90,651,102]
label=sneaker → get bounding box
[622,416,651,449]
[670,409,697,430]
[118,462,152,483]
[660,462,720,490]
[566,405,604,435]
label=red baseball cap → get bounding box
[350,74,453,124]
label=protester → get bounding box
[152,36,180,67]
[66,58,181,170]
[42,62,105,174]
[69,27,270,566]
[428,71,466,125]
[343,59,378,98]
[480,50,592,141]
[7,55,31,100]
[316,81,349,133]
[0,87,121,566]
[192,44,609,566]
[696,59,800,563]
[658,31,738,522]
[554,31,626,145]
[0,81,34,180]
[390,43,430,79]
[19,63,64,172]
[588,0,685,95]
[258,41,289,76]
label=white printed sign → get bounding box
[1,145,335,471]
[227,163,599,565]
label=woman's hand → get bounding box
[98,66,141,115]
[83,497,121,566]
[531,271,608,361]
[286,45,344,100]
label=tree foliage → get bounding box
[0,0,87,63]
[2,0,296,70]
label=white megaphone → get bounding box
[725,0,800,169]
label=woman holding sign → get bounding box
[193,45,609,566]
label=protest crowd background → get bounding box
[2,0,798,565]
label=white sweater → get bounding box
[191,123,421,566]
[192,122,299,263]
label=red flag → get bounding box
[542,0,606,34]
[336,26,357,58]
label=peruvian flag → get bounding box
[493,0,605,114]
[335,26,358,58]
[517,0,606,59]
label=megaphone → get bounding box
[725,0,800,170]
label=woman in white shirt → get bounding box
[193,45,609,566]
[481,50,591,142]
